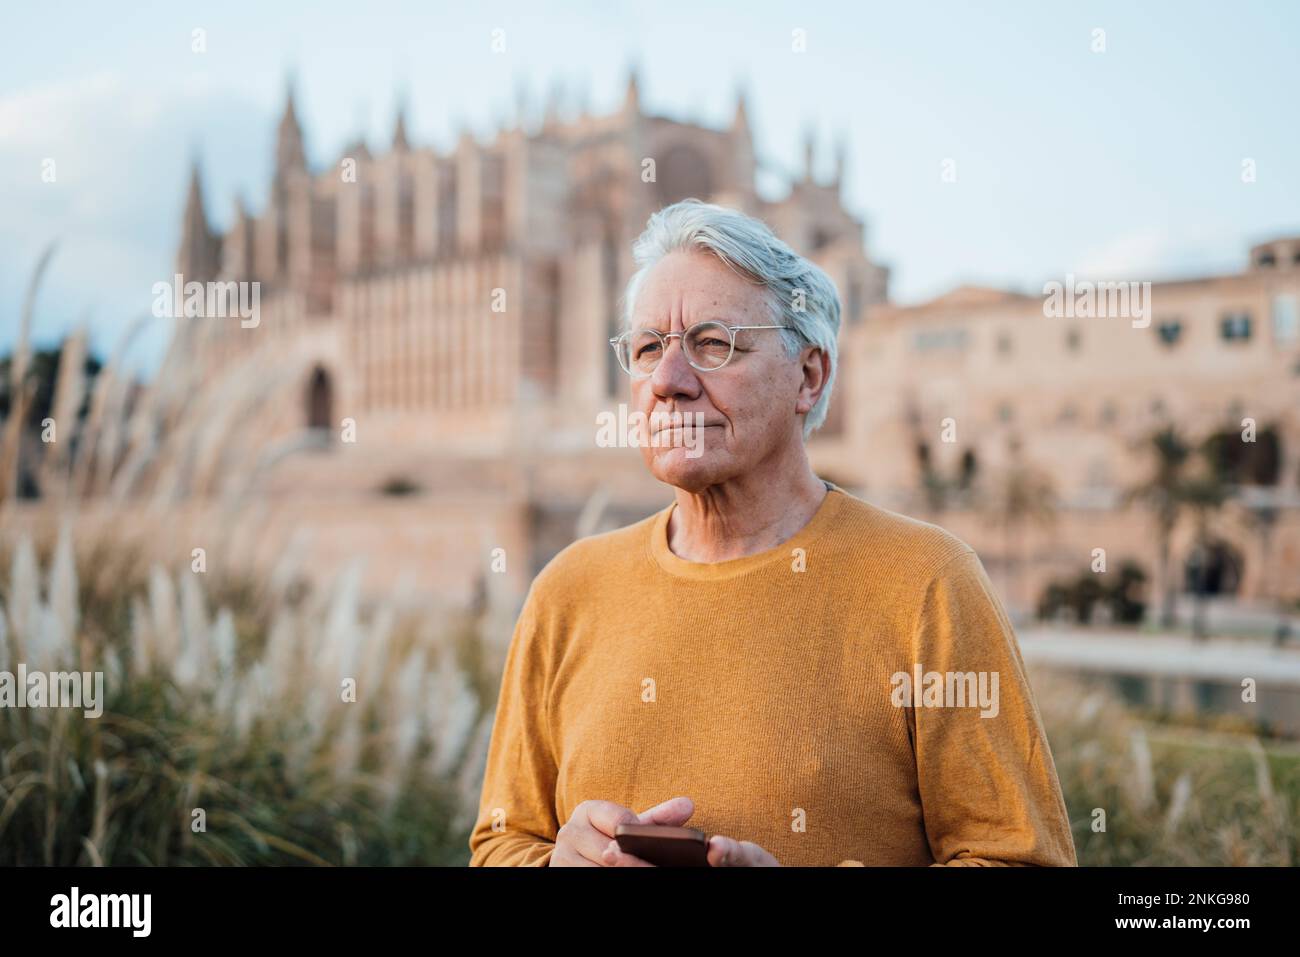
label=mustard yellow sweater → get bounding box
[468,483,1077,866]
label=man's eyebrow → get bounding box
[628,314,740,330]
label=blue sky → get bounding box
[2,0,1298,376]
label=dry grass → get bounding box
[0,524,501,865]
[3,521,1294,866]
[1032,667,1298,865]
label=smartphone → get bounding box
[613,824,711,867]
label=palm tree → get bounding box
[918,452,953,514]
[1122,427,1192,628]
[902,398,953,517]
[980,437,1057,615]
[1180,475,1230,640]
[1237,499,1292,646]
[1122,425,1229,635]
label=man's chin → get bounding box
[644,447,719,491]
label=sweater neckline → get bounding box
[648,480,846,581]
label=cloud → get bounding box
[0,72,270,375]
[1072,226,1242,282]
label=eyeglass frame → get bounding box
[608,320,794,378]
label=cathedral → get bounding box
[159,75,1300,616]
[160,72,890,602]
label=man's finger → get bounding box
[551,844,601,867]
[636,795,694,825]
[582,797,694,865]
[707,834,778,867]
[562,818,631,865]
[602,839,656,866]
[583,800,644,839]
[707,834,740,866]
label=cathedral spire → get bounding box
[183,155,208,234]
[275,74,307,180]
[177,155,218,280]
[513,78,531,131]
[392,95,410,151]
[833,133,848,193]
[623,62,640,114]
[575,75,591,119]
[731,84,751,140]
[544,76,564,130]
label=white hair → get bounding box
[620,198,841,438]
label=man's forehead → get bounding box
[634,256,764,321]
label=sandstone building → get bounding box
[161,74,888,604]
[161,76,1300,621]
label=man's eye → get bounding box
[634,342,662,358]
[691,336,731,354]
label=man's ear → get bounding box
[795,346,829,415]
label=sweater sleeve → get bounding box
[467,590,561,866]
[906,548,1077,867]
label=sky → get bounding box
[2,0,1298,377]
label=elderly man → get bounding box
[468,199,1077,867]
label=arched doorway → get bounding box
[306,365,333,434]
[1202,425,1282,485]
[1183,539,1243,596]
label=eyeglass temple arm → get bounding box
[611,324,791,340]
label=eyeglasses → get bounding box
[609,320,793,378]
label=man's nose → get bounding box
[650,335,700,397]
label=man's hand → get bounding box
[549,796,695,866]
[598,796,696,866]
[705,834,781,866]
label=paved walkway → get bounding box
[1017,629,1300,685]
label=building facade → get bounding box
[159,74,888,604]
[814,242,1300,615]
[167,74,887,469]
[161,77,1300,619]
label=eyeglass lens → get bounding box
[619,321,733,375]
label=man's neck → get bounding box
[667,462,829,564]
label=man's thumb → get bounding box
[637,796,694,825]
